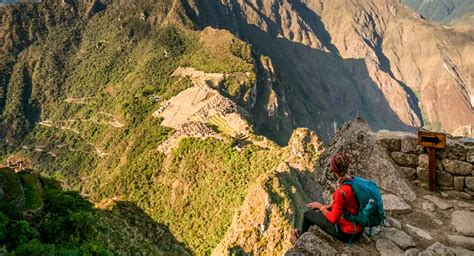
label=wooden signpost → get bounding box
[417,130,447,191]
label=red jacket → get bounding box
[324,183,363,234]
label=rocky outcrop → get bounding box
[314,118,416,202]
[213,129,324,255]
[285,119,474,255]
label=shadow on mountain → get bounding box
[183,0,419,145]
[0,168,190,254]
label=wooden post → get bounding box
[428,147,436,191]
[417,130,446,192]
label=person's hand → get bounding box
[307,202,323,210]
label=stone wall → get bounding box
[376,131,474,198]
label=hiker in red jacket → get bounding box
[290,153,364,244]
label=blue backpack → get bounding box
[342,176,385,233]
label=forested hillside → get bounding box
[1,0,473,254]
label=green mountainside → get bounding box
[0,1,287,254]
[0,167,189,254]
[1,0,473,255]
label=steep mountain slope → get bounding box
[402,0,474,24]
[0,0,473,254]
[0,1,286,254]
[0,167,189,254]
[185,0,473,138]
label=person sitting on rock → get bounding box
[290,153,364,244]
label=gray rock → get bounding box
[387,216,403,230]
[436,171,453,187]
[315,118,416,203]
[416,167,429,184]
[454,177,465,191]
[450,246,474,255]
[404,248,420,256]
[378,136,401,152]
[417,167,429,183]
[465,177,474,191]
[419,154,429,169]
[383,228,416,249]
[285,230,337,255]
[392,152,418,167]
[451,200,471,208]
[464,189,474,197]
[447,234,474,250]
[468,148,474,163]
[382,194,412,213]
[442,159,472,175]
[419,242,455,256]
[440,191,472,200]
[405,224,433,240]
[400,167,416,180]
[422,201,436,212]
[376,238,404,256]
[423,195,453,210]
[447,143,467,161]
[451,210,474,237]
[401,136,423,154]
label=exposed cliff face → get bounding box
[213,128,324,254]
[184,0,473,142]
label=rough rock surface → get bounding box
[451,211,474,237]
[419,242,455,256]
[454,177,465,191]
[423,195,454,210]
[466,177,474,191]
[383,228,416,250]
[383,194,412,213]
[315,118,416,203]
[376,238,404,256]
[442,159,472,175]
[404,224,433,241]
[285,120,474,255]
[391,152,418,167]
[400,167,416,180]
[447,235,474,251]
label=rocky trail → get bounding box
[285,118,474,255]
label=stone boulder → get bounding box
[284,230,337,256]
[382,194,412,213]
[392,152,418,167]
[383,228,416,250]
[447,234,474,250]
[451,210,474,237]
[468,148,474,163]
[465,177,474,191]
[315,118,416,203]
[404,224,433,240]
[376,237,404,256]
[419,242,455,256]
[284,225,378,255]
[442,159,472,175]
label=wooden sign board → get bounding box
[417,130,446,149]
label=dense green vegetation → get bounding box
[0,1,283,254]
[0,168,189,254]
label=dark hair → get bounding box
[330,153,351,175]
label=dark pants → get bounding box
[301,210,363,243]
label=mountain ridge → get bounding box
[0,0,473,254]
